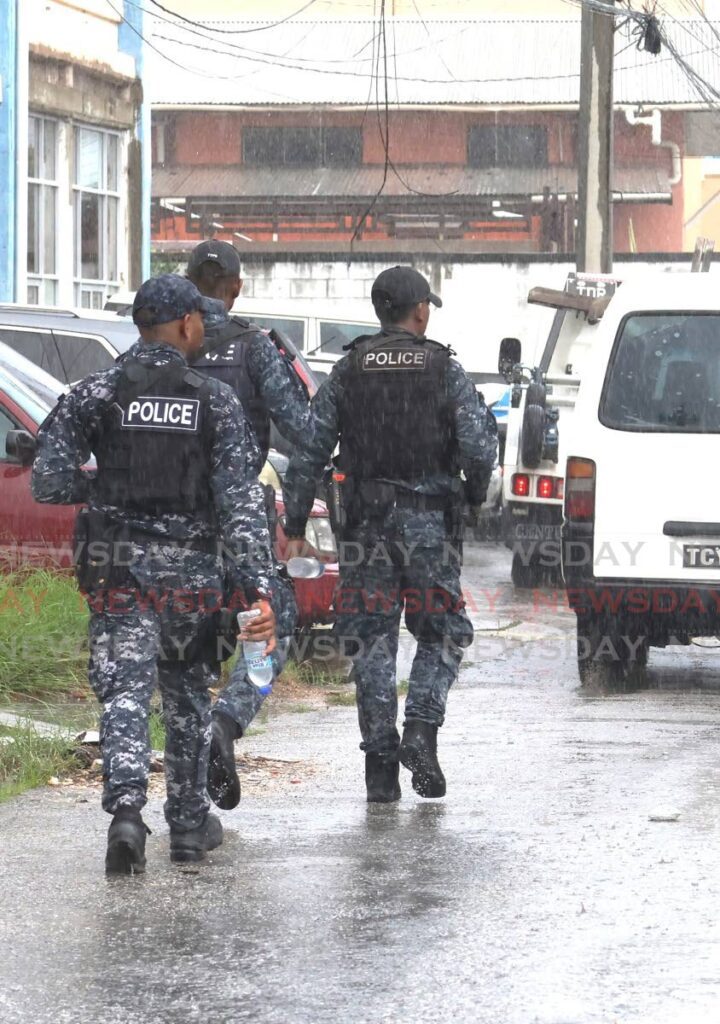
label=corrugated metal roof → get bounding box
[153,164,671,200]
[147,17,720,108]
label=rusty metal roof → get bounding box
[148,17,720,108]
[153,164,671,201]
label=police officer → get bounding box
[283,266,497,803]
[185,240,309,812]
[31,274,277,873]
[186,239,310,469]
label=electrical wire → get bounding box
[117,0,718,91]
[126,0,471,71]
[146,0,321,34]
[349,0,390,247]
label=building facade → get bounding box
[148,15,719,260]
[0,0,150,307]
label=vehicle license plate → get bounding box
[683,544,720,569]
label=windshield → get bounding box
[312,321,373,357]
[601,313,720,433]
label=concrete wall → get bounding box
[155,252,708,374]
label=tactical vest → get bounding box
[93,359,215,520]
[192,317,270,461]
[337,331,456,483]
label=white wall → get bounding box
[233,257,710,374]
[27,0,134,78]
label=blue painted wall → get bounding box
[0,1,18,301]
[119,1,150,280]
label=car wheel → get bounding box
[576,614,648,690]
[520,403,545,469]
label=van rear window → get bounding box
[601,313,720,433]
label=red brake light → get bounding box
[565,458,596,521]
[511,473,530,497]
[537,476,555,499]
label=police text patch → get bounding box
[122,397,200,432]
[362,349,427,371]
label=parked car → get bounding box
[0,303,319,457]
[563,273,720,686]
[0,346,337,627]
[105,294,377,380]
[0,304,136,382]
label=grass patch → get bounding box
[244,726,266,737]
[286,659,348,689]
[326,691,356,707]
[148,710,166,751]
[0,724,75,802]
[286,702,315,714]
[0,570,88,701]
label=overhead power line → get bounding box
[146,0,321,34]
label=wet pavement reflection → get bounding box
[3,544,720,1023]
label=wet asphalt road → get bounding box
[4,544,720,1023]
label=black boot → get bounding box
[170,812,224,864]
[398,719,446,798]
[365,752,401,803]
[207,711,241,810]
[105,808,151,876]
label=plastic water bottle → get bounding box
[237,609,274,695]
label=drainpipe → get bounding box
[624,107,682,186]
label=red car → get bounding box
[0,347,337,627]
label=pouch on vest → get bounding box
[357,480,396,520]
[73,508,135,593]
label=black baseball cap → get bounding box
[132,274,210,327]
[187,239,242,278]
[371,266,443,309]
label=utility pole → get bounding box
[576,0,615,274]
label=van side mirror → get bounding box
[499,337,522,380]
[6,430,37,466]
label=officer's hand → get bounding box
[242,599,277,654]
[285,538,315,560]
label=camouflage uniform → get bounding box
[197,298,305,737]
[283,328,497,756]
[31,339,276,831]
[201,298,310,473]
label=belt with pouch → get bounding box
[127,527,218,555]
[392,490,450,512]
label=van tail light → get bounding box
[565,458,596,521]
[511,473,530,497]
[537,475,563,500]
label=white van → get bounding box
[563,273,720,686]
[230,301,376,379]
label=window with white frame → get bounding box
[27,116,59,306]
[73,127,121,309]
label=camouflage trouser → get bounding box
[334,509,474,756]
[213,646,287,736]
[87,546,224,832]
[213,570,296,737]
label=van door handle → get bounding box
[663,521,720,537]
